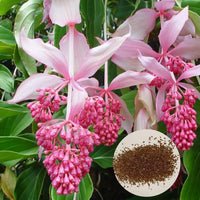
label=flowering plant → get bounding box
[0,0,200,199]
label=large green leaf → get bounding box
[0,65,14,92]
[0,151,33,166]
[0,112,33,136]
[90,134,125,168]
[0,135,38,166]
[0,101,29,119]
[0,136,38,153]
[14,0,43,76]
[0,0,25,15]
[180,133,200,200]
[51,174,93,200]
[14,163,46,200]
[80,0,104,47]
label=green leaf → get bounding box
[115,0,135,19]
[0,19,12,30]
[14,47,29,78]
[0,136,38,153]
[182,0,200,8]
[0,135,38,166]
[0,112,33,136]
[0,101,29,119]
[51,174,93,200]
[14,163,46,200]
[0,25,16,45]
[80,0,104,47]
[0,0,24,15]
[0,151,33,166]
[14,0,43,76]
[180,132,200,200]
[91,134,125,168]
[54,25,68,48]
[0,53,12,60]
[0,65,14,92]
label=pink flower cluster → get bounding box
[78,96,125,146]
[161,89,197,150]
[35,119,100,194]
[27,87,67,122]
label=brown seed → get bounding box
[113,138,178,187]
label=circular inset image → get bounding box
[113,129,180,197]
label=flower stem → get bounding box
[104,0,108,90]
[73,192,77,200]
[66,26,75,120]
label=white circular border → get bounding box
[113,129,181,197]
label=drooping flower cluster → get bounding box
[78,95,125,146]
[36,120,99,194]
[161,89,197,150]
[27,87,67,122]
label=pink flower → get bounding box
[112,7,200,71]
[8,27,129,120]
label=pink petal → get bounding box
[154,0,175,11]
[110,92,133,133]
[113,38,160,58]
[111,39,159,71]
[112,55,144,71]
[178,65,200,82]
[134,109,151,131]
[77,78,99,89]
[156,83,168,121]
[20,29,69,79]
[138,53,174,83]
[49,0,81,26]
[112,9,157,40]
[159,7,188,53]
[8,74,65,104]
[169,38,200,60]
[75,33,130,80]
[60,27,89,76]
[108,71,154,91]
[69,87,88,121]
[180,19,196,36]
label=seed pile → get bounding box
[113,137,178,186]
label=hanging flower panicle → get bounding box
[78,94,125,146]
[27,87,67,122]
[43,145,92,195]
[161,89,197,150]
[36,119,100,194]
